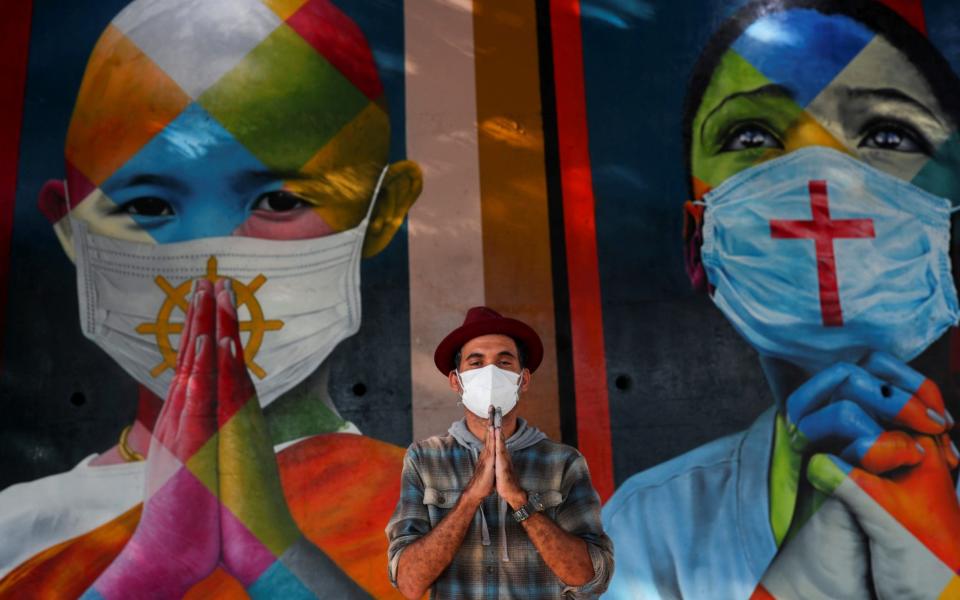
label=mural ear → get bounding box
[38,179,76,263]
[362,160,423,258]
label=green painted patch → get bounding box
[198,24,369,172]
[691,50,804,188]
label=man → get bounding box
[386,306,614,599]
[0,1,420,597]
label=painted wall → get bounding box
[1,0,958,597]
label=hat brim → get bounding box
[434,318,544,374]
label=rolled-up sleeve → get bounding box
[385,446,430,587]
[556,452,615,598]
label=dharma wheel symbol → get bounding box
[135,256,284,379]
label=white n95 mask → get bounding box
[699,147,960,374]
[457,364,522,418]
[71,167,386,407]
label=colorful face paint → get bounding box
[64,0,389,245]
[691,9,960,199]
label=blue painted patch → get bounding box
[248,560,313,598]
[100,103,277,243]
[731,9,875,108]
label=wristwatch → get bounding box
[511,491,545,522]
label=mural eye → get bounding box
[115,197,174,217]
[720,124,782,152]
[859,124,925,153]
[254,191,310,212]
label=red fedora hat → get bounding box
[434,306,544,374]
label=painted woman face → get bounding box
[59,0,393,245]
[690,9,960,202]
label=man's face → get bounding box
[690,9,960,202]
[457,334,523,375]
[448,333,531,399]
[52,0,418,253]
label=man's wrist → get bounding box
[462,485,487,507]
[504,489,528,511]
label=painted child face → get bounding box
[58,0,394,245]
[690,9,960,202]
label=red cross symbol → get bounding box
[769,180,875,327]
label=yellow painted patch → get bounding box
[185,431,220,497]
[288,102,389,232]
[939,575,960,599]
[261,0,309,21]
[780,111,852,156]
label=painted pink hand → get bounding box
[89,279,221,599]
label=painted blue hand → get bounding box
[785,351,953,474]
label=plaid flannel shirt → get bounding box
[386,420,614,599]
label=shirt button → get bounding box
[486,566,494,575]
[438,494,446,504]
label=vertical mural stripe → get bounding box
[473,0,561,440]
[0,0,34,370]
[549,0,614,500]
[404,0,486,441]
[534,0,579,448]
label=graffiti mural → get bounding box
[1,0,959,598]
[601,1,960,598]
[1,0,419,597]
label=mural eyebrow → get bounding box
[699,83,794,144]
[231,169,311,190]
[114,173,189,194]
[846,87,943,126]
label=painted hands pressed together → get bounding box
[756,352,960,599]
[83,279,368,600]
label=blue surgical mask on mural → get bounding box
[699,146,960,374]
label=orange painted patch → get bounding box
[750,583,777,600]
[850,435,960,571]
[279,434,406,599]
[0,434,405,599]
[65,24,191,188]
[692,176,712,201]
[0,504,140,598]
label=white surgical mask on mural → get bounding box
[457,364,522,418]
[71,166,387,407]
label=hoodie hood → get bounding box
[448,417,546,453]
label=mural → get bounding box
[1,0,958,598]
[601,0,960,598]
[1,0,419,597]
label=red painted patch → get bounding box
[878,0,927,34]
[770,180,875,327]
[0,0,34,371]
[286,0,383,101]
[65,160,97,211]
